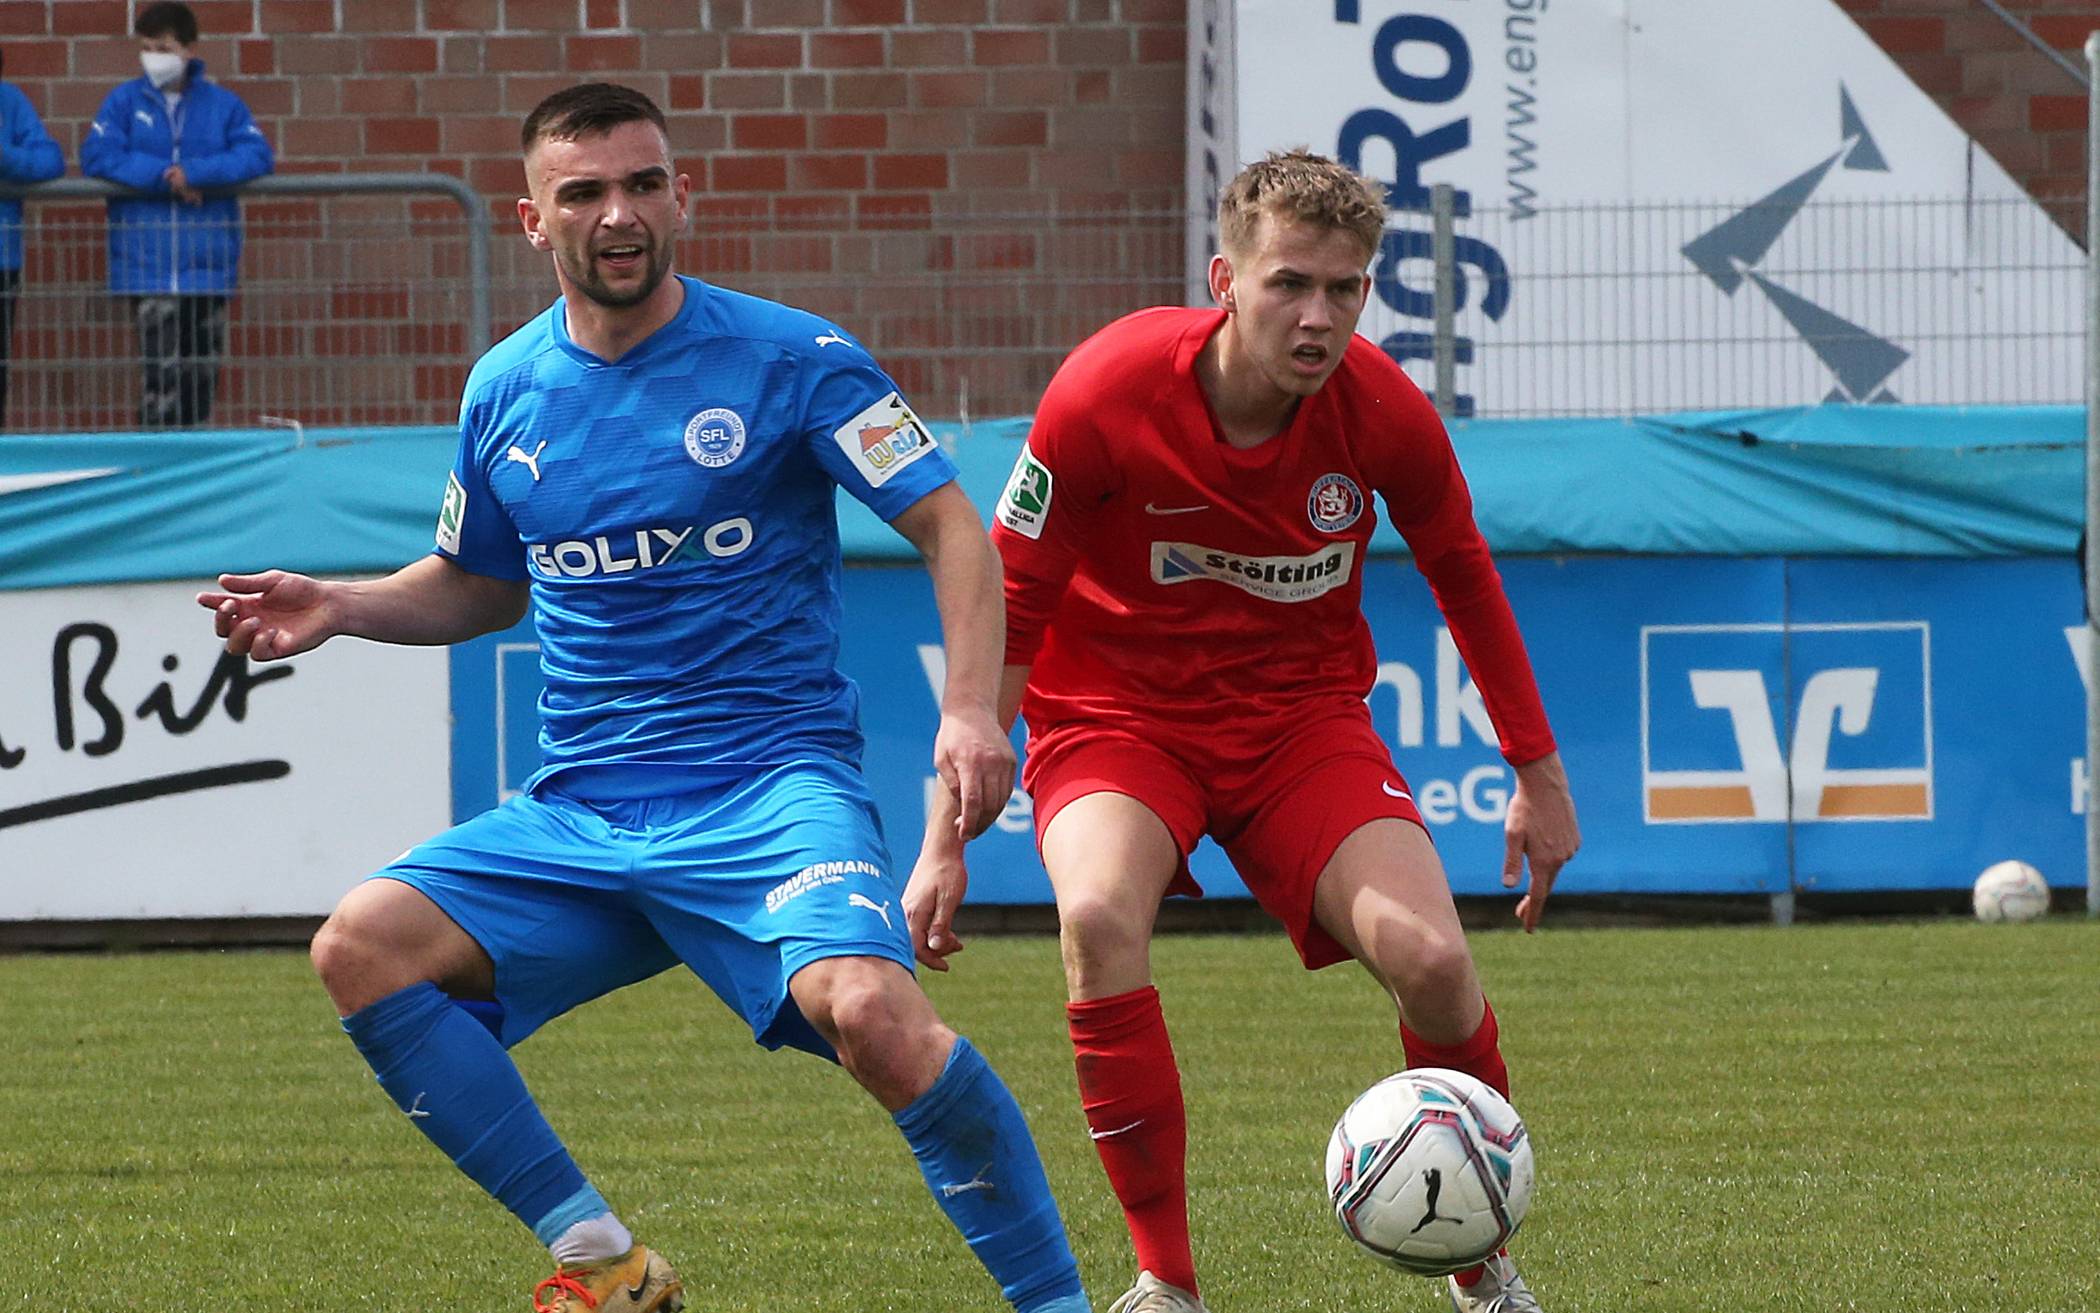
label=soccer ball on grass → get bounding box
[1323,1067,1533,1276]
[1971,860,2050,923]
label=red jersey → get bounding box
[992,306,1556,764]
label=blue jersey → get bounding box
[435,276,956,795]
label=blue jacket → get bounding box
[0,82,65,272]
[79,60,273,296]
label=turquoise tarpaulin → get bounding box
[0,404,2081,588]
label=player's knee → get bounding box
[309,911,375,1005]
[811,967,954,1105]
[1055,890,1149,988]
[820,971,910,1049]
[310,902,421,1013]
[1385,928,1476,1010]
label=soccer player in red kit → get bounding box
[906,150,1581,1313]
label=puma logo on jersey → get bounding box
[505,440,548,482]
[814,331,850,348]
[848,892,894,930]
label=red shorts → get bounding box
[1022,701,1426,970]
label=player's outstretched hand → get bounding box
[932,706,1016,841]
[1503,750,1580,933]
[903,845,969,972]
[195,570,339,661]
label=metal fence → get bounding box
[654,198,1186,424]
[0,181,2083,431]
[1,175,487,434]
[1385,191,2086,418]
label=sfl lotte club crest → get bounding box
[1307,473,1363,533]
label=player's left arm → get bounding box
[1503,749,1578,930]
[890,481,1016,845]
[1370,378,1579,929]
[178,93,273,189]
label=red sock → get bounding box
[1067,985,1197,1296]
[1401,998,1510,1287]
[1399,996,1510,1099]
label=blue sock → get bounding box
[894,1037,1089,1313]
[342,982,605,1246]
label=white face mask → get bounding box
[140,51,186,89]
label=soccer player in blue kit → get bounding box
[197,84,1093,1313]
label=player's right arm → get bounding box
[200,379,533,662]
[904,663,1029,971]
[904,375,1109,969]
[198,556,529,662]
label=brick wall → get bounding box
[2,0,1185,208]
[1834,0,2092,235]
[1,0,1189,422]
[0,0,2088,427]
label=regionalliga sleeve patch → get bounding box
[995,446,1053,539]
[436,472,466,553]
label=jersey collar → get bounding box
[550,274,706,368]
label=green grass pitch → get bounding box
[3,919,2095,1311]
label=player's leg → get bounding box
[639,761,1089,1313]
[314,791,685,1311]
[787,956,1089,1313]
[1030,728,1210,1310]
[1219,708,1535,1309]
[1215,705,1503,1083]
[1308,818,1505,1092]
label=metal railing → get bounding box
[0,173,488,433]
[0,180,2084,430]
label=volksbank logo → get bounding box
[528,518,754,578]
[1641,623,1931,824]
[1151,540,1356,604]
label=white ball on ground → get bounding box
[1971,860,2051,923]
[1323,1067,1533,1276]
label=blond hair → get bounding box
[1218,149,1387,259]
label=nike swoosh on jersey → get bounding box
[1144,502,1208,515]
[1382,781,1414,801]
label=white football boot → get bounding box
[1106,1270,1208,1313]
[1445,1252,1541,1313]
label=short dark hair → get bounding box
[135,1,199,45]
[521,83,668,154]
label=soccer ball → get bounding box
[1971,860,2050,923]
[1323,1067,1533,1276]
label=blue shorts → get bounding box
[375,759,913,1059]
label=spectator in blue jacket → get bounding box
[80,1,272,428]
[0,50,66,428]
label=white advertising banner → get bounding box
[0,583,450,919]
[1220,0,2083,414]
